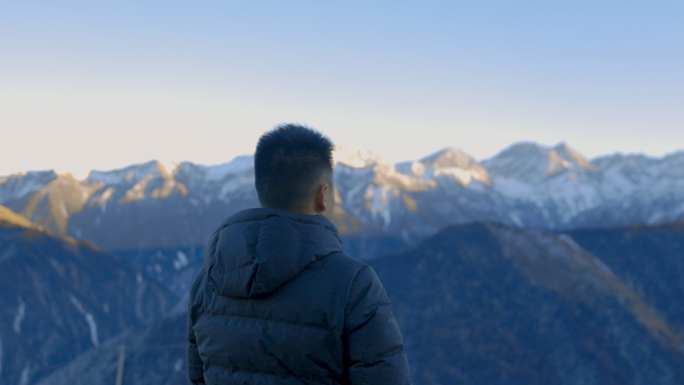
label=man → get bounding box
[187,124,411,384]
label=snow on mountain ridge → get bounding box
[393,148,492,187]
[420,148,491,186]
[333,146,382,169]
[0,170,58,203]
[484,142,599,196]
[552,143,597,172]
[420,147,479,168]
[205,155,254,181]
[88,161,162,185]
[1,142,683,244]
[157,161,180,178]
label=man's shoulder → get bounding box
[316,251,374,295]
[319,251,368,275]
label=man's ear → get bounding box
[314,183,329,213]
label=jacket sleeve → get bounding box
[343,265,412,385]
[186,270,206,384]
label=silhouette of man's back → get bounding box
[186,124,411,384]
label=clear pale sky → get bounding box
[1,1,682,178]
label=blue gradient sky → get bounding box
[1,1,682,177]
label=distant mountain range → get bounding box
[1,142,683,252]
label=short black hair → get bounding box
[254,124,334,211]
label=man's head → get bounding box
[254,124,335,219]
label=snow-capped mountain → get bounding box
[0,159,259,250]
[483,143,684,228]
[483,142,606,227]
[0,142,683,251]
[334,147,526,241]
[483,142,597,187]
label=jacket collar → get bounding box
[205,208,342,298]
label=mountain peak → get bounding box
[552,141,570,151]
[205,155,254,181]
[88,159,177,185]
[333,146,382,168]
[484,141,597,183]
[154,160,180,178]
[419,147,478,168]
[550,143,597,172]
[399,147,492,186]
[0,170,59,204]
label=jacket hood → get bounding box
[205,208,342,298]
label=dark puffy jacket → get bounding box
[186,208,411,384]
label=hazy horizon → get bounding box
[2,1,682,177]
[3,139,683,181]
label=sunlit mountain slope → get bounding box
[0,206,177,385]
